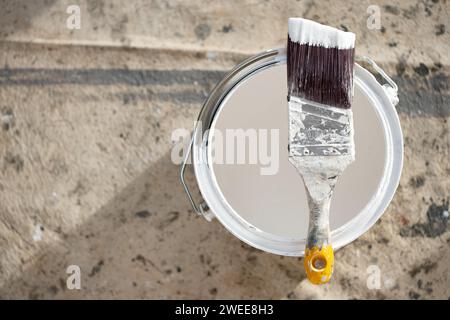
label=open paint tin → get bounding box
[181,48,403,256]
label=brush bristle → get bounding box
[287,19,355,109]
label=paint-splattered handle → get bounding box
[303,186,335,285]
[304,244,334,284]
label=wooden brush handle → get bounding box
[291,159,345,285]
[304,191,334,285]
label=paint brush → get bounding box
[287,18,356,284]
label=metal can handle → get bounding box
[356,56,399,106]
[179,134,212,220]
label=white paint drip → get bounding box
[32,224,43,242]
[288,18,355,49]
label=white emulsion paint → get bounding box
[288,18,355,49]
[210,65,386,238]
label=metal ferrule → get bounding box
[288,97,355,157]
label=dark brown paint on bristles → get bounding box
[287,35,355,109]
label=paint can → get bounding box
[180,48,403,256]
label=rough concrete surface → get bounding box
[0,0,448,299]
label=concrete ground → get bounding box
[0,0,448,299]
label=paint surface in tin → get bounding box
[210,64,386,239]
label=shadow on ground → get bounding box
[0,151,305,299]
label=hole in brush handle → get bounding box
[304,245,335,285]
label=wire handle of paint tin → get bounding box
[356,56,399,106]
[180,134,212,221]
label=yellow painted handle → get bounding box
[304,245,334,285]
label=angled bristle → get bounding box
[287,19,355,109]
